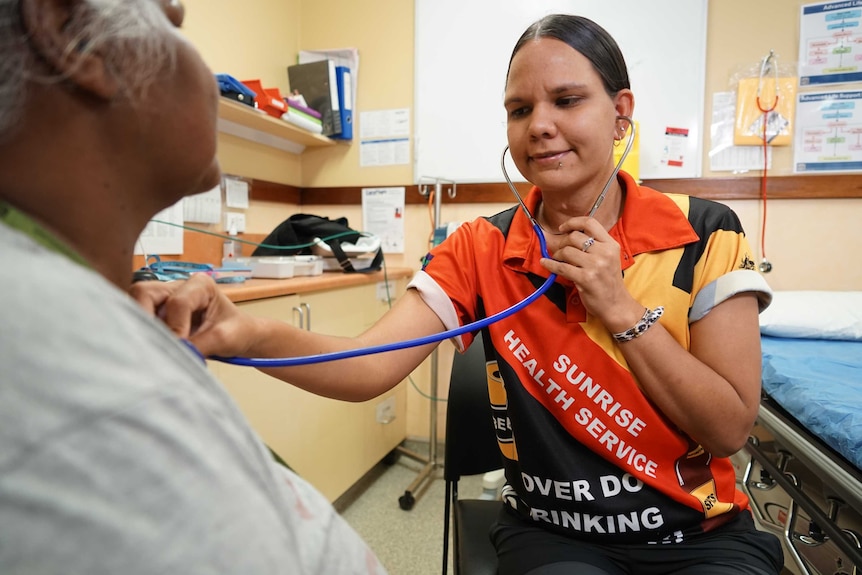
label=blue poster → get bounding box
[794,90,862,172]
[800,1,862,85]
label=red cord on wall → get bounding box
[757,102,772,273]
[755,52,778,274]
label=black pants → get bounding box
[492,509,784,575]
[524,563,775,575]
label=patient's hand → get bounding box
[130,274,259,358]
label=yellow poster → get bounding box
[734,76,797,146]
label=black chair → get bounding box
[442,333,503,575]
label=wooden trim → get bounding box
[250,179,301,203]
[298,183,532,205]
[646,174,862,200]
[250,174,862,206]
[299,186,392,205]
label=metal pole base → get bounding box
[397,456,440,510]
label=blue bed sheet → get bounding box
[761,335,862,471]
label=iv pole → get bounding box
[396,176,456,511]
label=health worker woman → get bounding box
[134,13,783,575]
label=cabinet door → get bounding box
[292,281,408,501]
[297,281,399,335]
[209,295,326,485]
[206,294,302,380]
[213,281,408,502]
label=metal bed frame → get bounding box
[737,395,862,575]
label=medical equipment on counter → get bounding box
[211,229,555,367]
[139,255,251,283]
[210,115,637,368]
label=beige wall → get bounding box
[182,0,299,96]
[704,0,861,290]
[704,0,800,177]
[298,0,414,188]
[183,0,302,186]
[183,0,861,441]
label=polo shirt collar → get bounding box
[503,171,699,277]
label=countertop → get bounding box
[219,266,415,303]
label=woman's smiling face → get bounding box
[504,37,625,197]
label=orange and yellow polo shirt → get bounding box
[409,171,772,544]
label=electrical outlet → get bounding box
[224,212,246,233]
[376,280,396,302]
[376,396,396,424]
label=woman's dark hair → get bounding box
[507,14,630,96]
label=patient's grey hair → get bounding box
[0,0,177,140]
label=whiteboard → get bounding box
[414,0,707,183]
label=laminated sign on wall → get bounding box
[734,76,798,146]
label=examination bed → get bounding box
[733,292,862,575]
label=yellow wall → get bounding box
[182,0,299,95]
[182,0,302,186]
[704,0,800,177]
[298,0,414,188]
[182,0,861,441]
[704,0,861,291]
[181,0,413,189]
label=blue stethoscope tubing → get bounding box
[212,117,634,367]
[213,223,555,367]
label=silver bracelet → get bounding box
[612,306,664,343]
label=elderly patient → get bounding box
[0,0,384,573]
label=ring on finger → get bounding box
[582,237,596,253]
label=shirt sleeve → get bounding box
[689,208,773,322]
[690,268,773,322]
[407,222,484,351]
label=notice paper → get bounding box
[183,184,221,224]
[359,108,411,167]
[359,108,410,139]
[362,187,405,253]
[709,91,772,173]
[135,201,183,255]
[224,176,249,209]
[360,138,410,167]
[661,127,689,168]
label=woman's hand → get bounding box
[129,274,260,358]
[539,216,643,333]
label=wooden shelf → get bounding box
[217,97,335,154]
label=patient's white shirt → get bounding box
[0,222,386,575]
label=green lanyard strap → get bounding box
[0,200,89,267]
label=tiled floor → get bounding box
[339,442,485,575]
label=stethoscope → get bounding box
[502,116,636,223]
[209,116,635,368]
